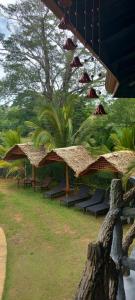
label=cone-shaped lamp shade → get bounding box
[79,72,91,83]
[94,104,107,115]
[63,38,77,50]
[58,0,72,7]
[70,56,83,68]
[58,15,69,30]
[86,88,99,98]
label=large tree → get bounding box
[0,0,105,107]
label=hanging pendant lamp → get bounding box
[86,88,98,98]
[91,74,94,81]
[58,0,72,7]
[70,56,83,68]
[63,38,77,50]
[58,15,69,30]
[98,72,102,78]
[94,104,107,115]
[79,72,91,84]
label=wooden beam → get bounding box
[122,257,135,271]
[32,165,36,183]
[75,179,121,300]
[42,0,119,96]
[123,186,135,205]
[110,179,126,300]
[122,207,135,217]
[65,164,70,193]
[122,223,135,256]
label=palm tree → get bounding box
[0,129,21,158]
[26,101,76,149]
[110,127,135,186]
[0,129,24,178]
[110,127,135,151]
[26,101,112,156]
[74,115,111,155]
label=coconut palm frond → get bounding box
[111,127,135,151]
[0,145,6,157]
[25,121,40,130]
[34,130,55,149]
[0,160,12,168]
[123,159,135,189]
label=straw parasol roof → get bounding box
[4,143,47,167]
[79,150,135,176]
[38,145,95,177]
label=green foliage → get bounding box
[2,129,21,149]
[0,129,24,178]
[0,0,105,107]
[26,101,75,149]
[0,1,135,181]
[0,160,25,178]
[0,180,104,300]
[0,129,21,157]
[74,113,112,154]
[108,98,135,127]
[110,127,135,151]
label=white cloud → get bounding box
[0,0,16,4]
[0,1,17,80]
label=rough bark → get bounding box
[110,180,125,299]
[110,179,123,209]
[122,223,135,255]
[75,179,135,299]
[75,241,118,300]
[62,51,74,94]
[75,179,124,300]
[41,18,53,100]
[123,186,135,205]
[99,208,120,249]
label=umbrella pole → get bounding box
[25,161,27,179]
[65,164,70,194]
[32,165,36,185]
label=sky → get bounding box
[0,0,16,35]
[0,0,17,79]
[0,0,16,5]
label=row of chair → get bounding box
[17,176,52,190]
[18,177,110,216]
[43,182,110,217]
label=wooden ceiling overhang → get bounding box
[39,152,64,166]
[4,146,27,161]
[42,0,135,98]
[79,157,120,177]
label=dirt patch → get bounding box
[10,234,25,245]
[46,245,54,252]
[14,214,23,223]
[80,238,90,245]
[55,224,76,236]
[0,179,17,196]
[0,187,15,198]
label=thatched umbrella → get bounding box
[78,150,135,177]
[4,143,47,182]
[38,145,95,193]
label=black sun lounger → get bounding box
[86,197,110,216]
[75,188,105,211]
[43,181,66,198]
[34,176,52,191]
[62,185,90,207]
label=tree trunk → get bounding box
[75,179,124,300]
[123,186,135,205]
[65,164,70,193]
[122,223,135,256]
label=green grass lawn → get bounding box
[0,179,106,300]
